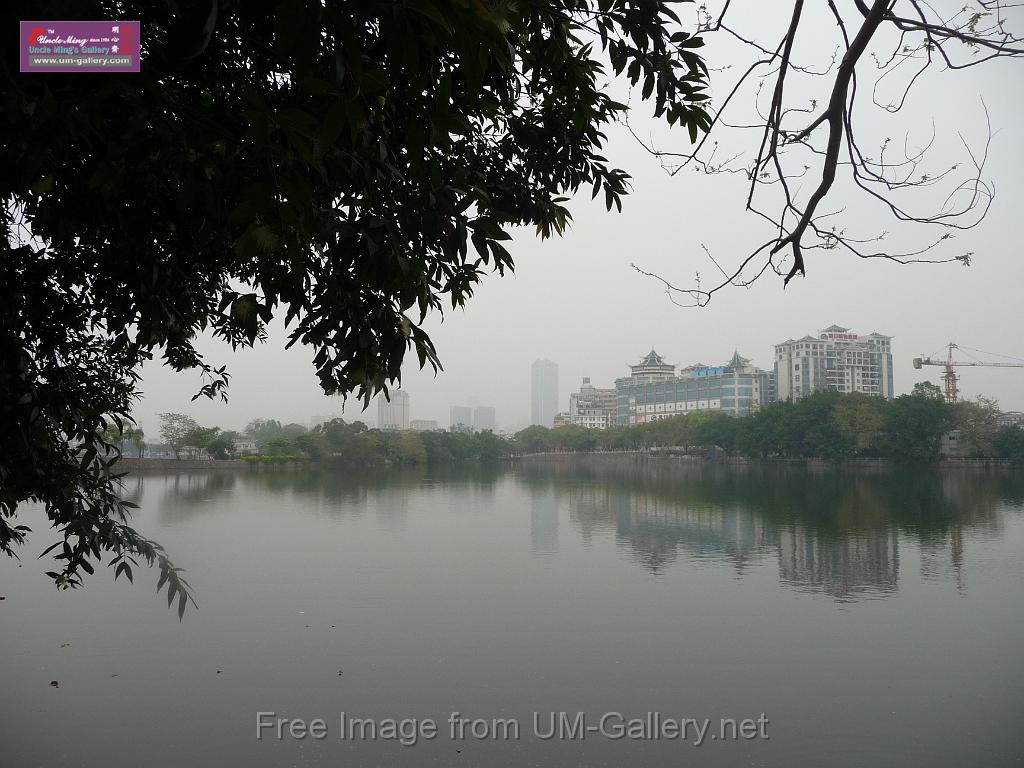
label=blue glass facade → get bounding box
[615,370,770,425]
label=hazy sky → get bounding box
[135,2,1024,435]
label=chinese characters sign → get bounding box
[20,21,140,73]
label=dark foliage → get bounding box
[1,0,709,609]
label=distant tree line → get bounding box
[519,385,1024,463]
[153,386,1024,467]
[153,414,511,465]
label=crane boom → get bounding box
[912,342,1024,403]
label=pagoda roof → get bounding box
[637,348,669,367]
[726,349,750,367]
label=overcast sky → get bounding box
[135,2,1024,435]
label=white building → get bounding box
[410,419,439,432]
[569,377,617,429]
[233,439,258,456]
[997,411,1024,428]
[377,389,410,431]
[774,326,894,401]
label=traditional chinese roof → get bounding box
[629,348,675,378]
[639,348,667,367]
[726,349,750,367]
[821,324,850,333]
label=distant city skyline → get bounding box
[135,314,1024,434]
[131,25,1024,434]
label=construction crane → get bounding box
[913,343,1024,403]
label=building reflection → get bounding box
[526,463,1015,600]
[567,487,774,574]
[777,525,898,599]
[530,489,559,555]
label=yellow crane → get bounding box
[913,343,1024,403]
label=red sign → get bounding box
[821,332,858,341]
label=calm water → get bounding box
[2,463,1023,767]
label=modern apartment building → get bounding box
[774,325,894,401]
[377,389,410,431]
[569,377,617,429]
[531,359,559,427]
[616,349,771,425]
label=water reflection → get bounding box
[777,526,898,599]
[530,489,559,555]
[518,462,1024,600]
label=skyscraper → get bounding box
[531,359,559,427]
[377,389,410,431]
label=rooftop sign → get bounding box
[820,332,859,341]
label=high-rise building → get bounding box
[569,377,617,429]
[531,359,559,427]
[450,405,473,432]
[473,406,496,432]
[616,349,771,425]
[774,325,894,401]
[377,389,410,431]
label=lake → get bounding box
[2,462,1022,767]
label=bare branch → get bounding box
[630,0,1019,304]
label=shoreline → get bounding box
[116,453,1021,474]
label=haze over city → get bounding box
[134,34,1024,434]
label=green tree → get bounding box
[689,411,740,455]
[318,418,369,457]
[294,431,330,459]
[993,426,1024,461]
[833,394,887,456]
[912,381,945,401]
[516,426,554,454]
[395,430,428,465]
[264,436,296,457]
[475,430,508,463]
[205,430,240,460]
[2,0,709,605]
[882,394,952,463]
[125,425,146,459]
[954,397,1000,457]
[182,426,221,458]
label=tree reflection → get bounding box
[519,462,1023,599]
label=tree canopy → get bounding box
[1,0,710,610]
